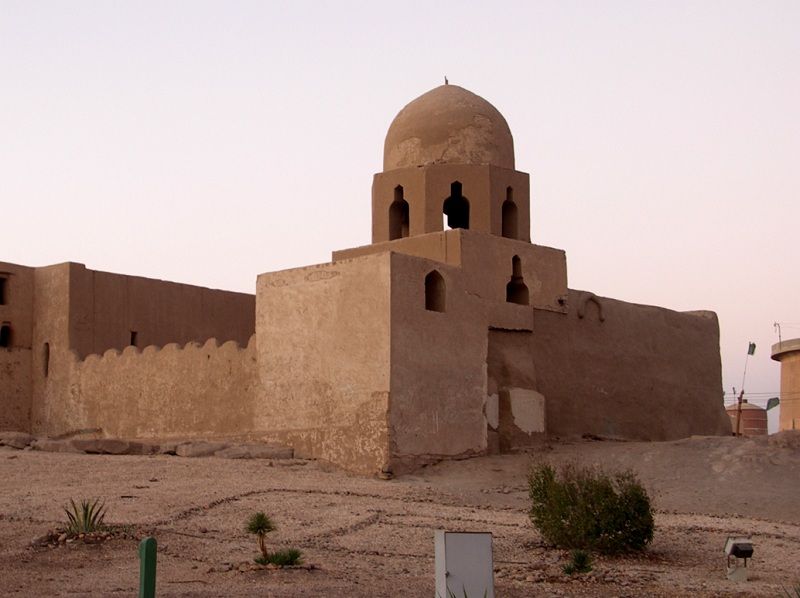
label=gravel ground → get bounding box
[1,434,799,597]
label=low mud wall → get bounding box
[56,336,260,439]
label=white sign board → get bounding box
[434,531,494,598]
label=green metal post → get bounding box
[138,536,157,598]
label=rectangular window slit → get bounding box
[0,323,11,348]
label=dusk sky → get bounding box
[2,1,798,413]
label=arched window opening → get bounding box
[502,187,518,239]
[443,181,470,230]
[43,342,50,377]
[425,270,446,312]
[506,256,529,306]
[0,323,11,348]
[130,331,138,347]
[389,186,410,240]
[0,277,7,305]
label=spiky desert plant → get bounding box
[256,547,303,567]
[782,583,800,597]
[246,512,275,560]
[63,498,107,535]
[563,549,593,575]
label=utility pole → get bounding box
[735,342,756,436]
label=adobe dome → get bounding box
[383,85,515,171]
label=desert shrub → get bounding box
[255,548,303,566]
[63,498,107,535]
[528,462,654,554]
[246,512,275,560]
[562,549,593,575]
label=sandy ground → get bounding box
[1,434,799,597]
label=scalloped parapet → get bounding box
[60,335,260,438]
[76,335,254,364]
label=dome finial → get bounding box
[444,75,448,85]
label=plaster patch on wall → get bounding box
[305,270,340,282]
[485,393,499,429]
[509,388,545,434]
[528,273,543,295]
[263,278,289,288]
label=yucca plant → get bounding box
[63,498,107,535]
[246,512,275,561]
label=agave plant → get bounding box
[563,549,593,575]
[63,498,107,535]
[246,512,275,560]
[782,584,800,597]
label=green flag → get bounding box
[766,397,780,411]
[747,342,756,355]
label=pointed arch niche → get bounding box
[501,187,518,239]
[443,181,470,230]
[389,185,410,240]
[506,256,529,306]
[425,270,446,312]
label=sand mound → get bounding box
[768,429,800,450]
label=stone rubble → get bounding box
[1,431,295,461]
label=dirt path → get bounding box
[1,435,798,596]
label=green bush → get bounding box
[255,548,303,567]
[528,462,654,554]
[63,498,107,535]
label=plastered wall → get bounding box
[30,264,72,434]
[388,253,491,473]
[0,349,32,430]
[334,230,567,314]
[334,228,462,264]
[0,262,35,431]
[532,289,731,440]
[457,232,567,314]
[0,262,35,348]
[486,329,542,452]
[256,254,393,475]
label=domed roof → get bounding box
[383,85,515,171]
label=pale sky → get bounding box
[2,1,798,412]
